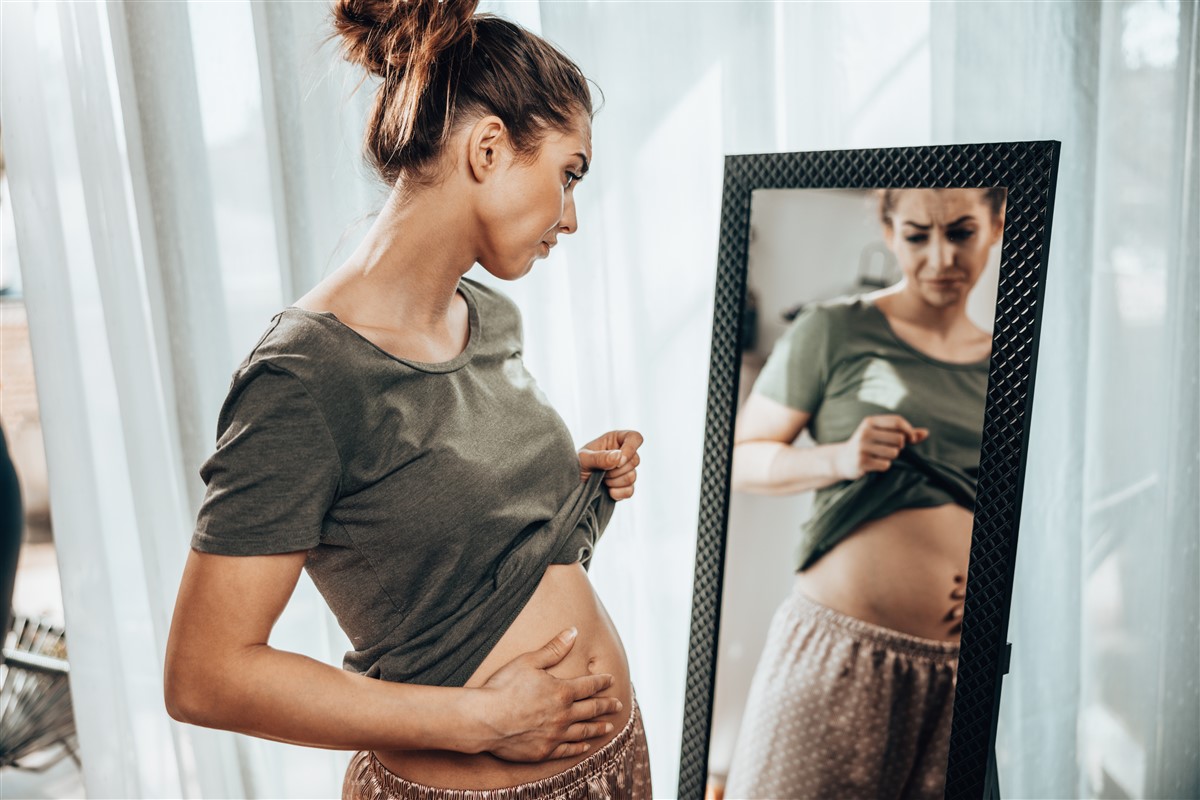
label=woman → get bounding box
[163,1,650,797]
[723,187,1005,799]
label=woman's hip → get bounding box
[343,694,651,800]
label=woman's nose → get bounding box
[929,232,954,271]
[559,193,578,235]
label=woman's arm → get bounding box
[730,393,928,495]
[164,549,620,761]
[730,393,842,495]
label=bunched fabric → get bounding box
[342,698,651,800]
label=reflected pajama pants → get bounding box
[724,585,960,800]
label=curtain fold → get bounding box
[935,2,1199,798]
[3,0,1195,797]
[108,0,232,512]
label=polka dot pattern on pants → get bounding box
[724,586,959,800]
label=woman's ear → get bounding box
[466,115,508,183]
[880,220,896,251]
[989,210,1006,246]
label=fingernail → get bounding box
[563,627,577,642]
[616,700,623,711]
[605,723,614,733]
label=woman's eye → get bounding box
[564,172,583,189]
[905,234,928,244]
[947,229,975,243]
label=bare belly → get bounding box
[373,563,632,789]
[794,503,973,641]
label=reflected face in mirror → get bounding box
[882,187,1005,309]
[709,187,1006,800]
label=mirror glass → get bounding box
[707,186,1006,799]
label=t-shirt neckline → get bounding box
[283,279,481,374]
[864,300,992,371]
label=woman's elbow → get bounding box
[163,650,220,726]
[164,663,200,724]
[729,443,756,492]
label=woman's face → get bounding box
[882,188,1004,309]
[476,111,592,280]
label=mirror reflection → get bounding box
[709,186,1006,799]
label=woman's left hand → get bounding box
[578,430,643,501]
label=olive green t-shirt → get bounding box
[752,296,990,571]
[191,277,616,687]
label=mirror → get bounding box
[713,185,1002,799]
[678,144,1061,800]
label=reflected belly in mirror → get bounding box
[794,503,972,642]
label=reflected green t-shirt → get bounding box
[751,296,991,572]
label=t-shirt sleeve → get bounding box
[751,304,836,413]
[191,363,342,556]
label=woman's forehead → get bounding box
[893,188,989,223]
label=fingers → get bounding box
[605,453,640,501]
[614,430,644,468]
[527,627,578,669]
[562,671,615,703]
[607,484,634,501]
[866,415,927,444]
[605,452,640,479]
[578,449,622,473]
[862,457,893,474]
[548,742,592,760]
[604,468,637,488]
[562,720,615,742]
[866,430,906,449]
[864,443,902,460]
[567,695,622,722]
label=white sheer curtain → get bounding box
[934,2,1199,797]
[2,0,1195,797]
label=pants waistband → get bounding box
[350,697,643,799]
[790,582,961,661]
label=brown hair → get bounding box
[331,0,594,188]
[878,187,1007,227]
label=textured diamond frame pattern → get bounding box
[677,142,1061,800]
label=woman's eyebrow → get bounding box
[903,215,976,229]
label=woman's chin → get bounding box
[478,258,536,282]
[921,288,965,307]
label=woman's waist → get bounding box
[797,503,973,641]
[373,563,631,789]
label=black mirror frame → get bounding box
[678,141,1061,800]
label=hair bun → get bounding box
[333,0,479,79]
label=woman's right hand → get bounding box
[834,414,930,480]
[475,627,622,762]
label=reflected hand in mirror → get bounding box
[716,187,1005,799]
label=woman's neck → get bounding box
[317,185,479,333]
[874,284,972,336]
